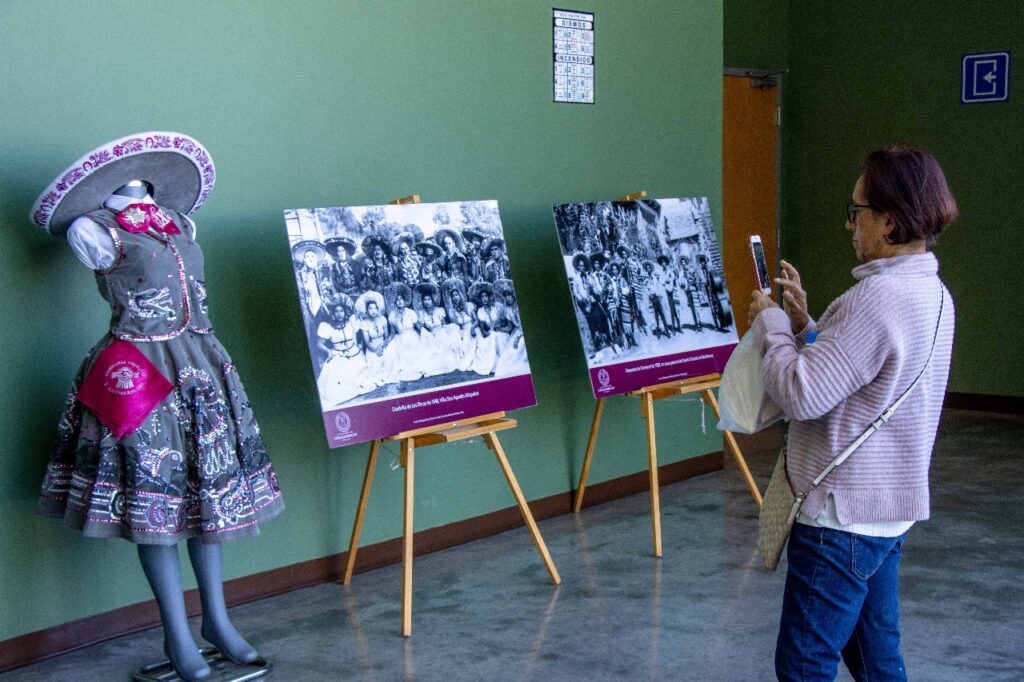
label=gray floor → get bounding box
[6,409,1023,681]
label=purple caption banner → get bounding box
[587,342,737,398]
[321,373,537,447]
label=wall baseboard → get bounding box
[0,450,723,673]
[945,391,1024,414]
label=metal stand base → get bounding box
[133,647,271,682]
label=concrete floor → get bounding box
[6,408,1023,681]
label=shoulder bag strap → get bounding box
[809,282,945,488]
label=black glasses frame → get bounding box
[846,202,871,224]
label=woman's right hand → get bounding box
[774,260,809,334]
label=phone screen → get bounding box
[751,240,771,291]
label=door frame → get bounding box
[723,67,785,305]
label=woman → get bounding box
[492,280,528,376]
[467,281,501,375]
[442,277,478,372]
[360,235,395,292]
[324,237,360,298]
[355,290,394,387]
[392,233,422,285]
[748,146,957,681]
[415,282,459,376]
[315,297,369,408]
[416,240,444,286]
[386,283,424,383]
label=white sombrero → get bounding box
[31,131,216,237]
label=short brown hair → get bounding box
[859,146,958,247]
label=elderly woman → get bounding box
[748,146,957,681]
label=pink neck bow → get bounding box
[115,203,181,234]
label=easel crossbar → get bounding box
[573,373,763,556]
[343,412,559,637]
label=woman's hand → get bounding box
[775,260,809,334]
[748,290,780,326]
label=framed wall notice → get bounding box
[284,200,537,447]
[553,8,594,104]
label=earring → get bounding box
[884,233,895,244]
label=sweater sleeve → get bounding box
[751,287,892,421]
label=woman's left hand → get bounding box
[748,290,780,326]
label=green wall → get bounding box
[781,2,1024,396]
[724,0,788,70]
[0,1,725,642]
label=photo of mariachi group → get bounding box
[284,200,532,411]
[553,197,738,368]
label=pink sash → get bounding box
[77,341,174,439]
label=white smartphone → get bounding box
[749,235,772,294]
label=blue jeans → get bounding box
[775,522,909,681]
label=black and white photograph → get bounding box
[284,200,533,413]
[552,197,738,370]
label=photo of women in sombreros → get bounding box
[32,132,283,682]
[553,197,738,368]
[284,201,532,411]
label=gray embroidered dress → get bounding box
[37,207,284,544]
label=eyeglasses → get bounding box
[846,202,871,223]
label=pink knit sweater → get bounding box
[751,253,955,524]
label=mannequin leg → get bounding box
[186,537,258,663]
[137,545,211,682]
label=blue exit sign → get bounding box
[962,52,1010,104]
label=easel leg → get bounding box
[401,439,415,637]
[701,390,763,507]
[573,398,606,513]
[485,432,561,585]
[642,393,662,558]
[344,440,381,585]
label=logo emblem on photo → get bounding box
[334,412,352,433]
[597,368,611,387]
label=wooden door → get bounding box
[722,74,779,336]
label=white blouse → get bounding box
[66,194,197,270]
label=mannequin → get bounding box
[33,133,281,682]
[67,182,262,681]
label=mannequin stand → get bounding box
[133,648,270,682]
[573,373,763,557]
[343,412,560,636]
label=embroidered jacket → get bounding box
[85,207,214,342]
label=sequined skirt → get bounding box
[37,331,284,545]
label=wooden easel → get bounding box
[572,373,762,556]
[341,194,559,636]
[571,191,762,557]
[342,412,561,636]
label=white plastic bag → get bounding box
[717,332,786,434]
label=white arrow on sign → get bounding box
[983,71,997,84]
